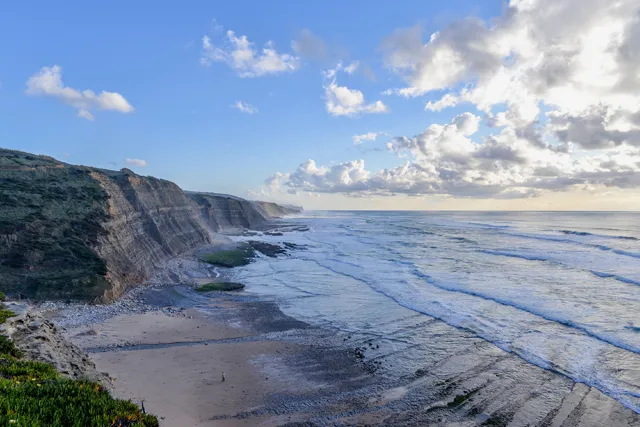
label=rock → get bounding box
[0,148,299,302]
[246,241,287,258]
[1,311,111,388]
[415,369,428,377]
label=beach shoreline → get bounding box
[39,229,640,427]
[51,288,382,427]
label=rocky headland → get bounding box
[0,148,301,302]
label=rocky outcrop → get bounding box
[1,310,110,386]
[0,149,301,302]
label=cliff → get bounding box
[0,149,300,302]
[187,192,269,230]
[89,170,212,302]
[254,201,303,218]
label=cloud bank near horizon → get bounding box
[265,0,640,200]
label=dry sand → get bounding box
[70,310,274,426]
[65,304,348,427]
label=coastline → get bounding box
[51,288,378,427]
[47,286,640,427]
[39,226,640,427]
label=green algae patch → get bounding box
[199,245,256,267]
[195,282,245,292]
[448,389,479,408]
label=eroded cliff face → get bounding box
[187,192,268,231]
[0,149,300,302]
[89,170,211,301]
[254,201,303,218]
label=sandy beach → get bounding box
[56,289,378,427]
[39,222,640,427]
[82,310,297,427]
[46,281,640,427]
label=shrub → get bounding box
[0,308,16,325]
[0,149,111,300]
[0,334,158,426]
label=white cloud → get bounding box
[344,61,360,75]
[125,158,147,167]
[77,110,95,121]
[424,93,459,111]
[201,23,299,78]
[257,0,637,200]
[267,112,640,198]
[26,65,134,120]
[324,63,389,117]
[381,0,640,150]
[353,132,380,145]
[232,101,258,114]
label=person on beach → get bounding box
[222,372,226,382]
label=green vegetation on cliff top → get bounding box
[0,305,157,426]
[0,149,111,301]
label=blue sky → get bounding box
[2,1,639,210]
[0,1,498,190]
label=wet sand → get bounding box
[56,285,640,427]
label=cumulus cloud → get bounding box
[263,1,640,200]
[324,63,389,117]
[26,65,134,120]
[125,158,147,167]
[232,101,258,114]
[201,23,299,77]
[381,0,640,150]
[353,132,380,145]
[266,112,640,198]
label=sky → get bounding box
[1,0,640,210]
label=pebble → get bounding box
[36,286,170,328]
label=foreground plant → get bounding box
[0,308,157,426]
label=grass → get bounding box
[199,245,256,268]
[0,310,157,426]
[195,282,245,292]
[0,292,5,302]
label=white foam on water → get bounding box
[231,211,640,413]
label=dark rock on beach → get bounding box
[247,240,288,257]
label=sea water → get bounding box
[230,211,640,413]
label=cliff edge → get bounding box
[0,149,301,302]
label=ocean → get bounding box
[229,211,640,413]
